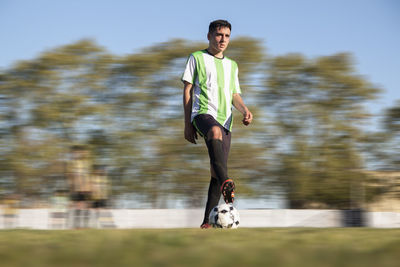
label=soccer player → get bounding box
[182,19,253,228]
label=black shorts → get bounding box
[193,114,231,165]
[93,199,107,208]
[71,192,91,202]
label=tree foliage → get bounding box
[0,38,392,209]
[259,53,381,208]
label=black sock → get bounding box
[206,139,227,185]
[202,177,221,224]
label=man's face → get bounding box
[208,26,231,54]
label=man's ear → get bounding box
[207,32,211,41]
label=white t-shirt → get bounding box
[182,49,241,131]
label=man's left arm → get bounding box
[232,93,253,126]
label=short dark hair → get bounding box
[208,20,231,34]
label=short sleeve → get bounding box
[181,54,197,84]
[233,66,241,94]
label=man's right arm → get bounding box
[183,81,197,144]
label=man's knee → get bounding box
[207,126,223,140]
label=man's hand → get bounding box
[232,93,253,126]
[183,81,197,143]
[184,123,198,144]
[242,109,253,126]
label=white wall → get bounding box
[1,209,399,229]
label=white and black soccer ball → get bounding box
[209,203,240,229]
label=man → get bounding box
[67,145,92,228]
[182,19,253,228]
[91,164,114,228]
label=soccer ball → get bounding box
[209,203,240,229]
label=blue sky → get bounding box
[1,0,399,124]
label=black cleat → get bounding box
[221,178,235,204]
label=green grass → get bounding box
[0,228,399,267]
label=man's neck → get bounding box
[206,48,224,59]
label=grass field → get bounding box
[0,228,399,267]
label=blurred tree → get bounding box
[261,53,382,209]
[384,101,400,132]
[360,102,400,210]
[376,100,400,168]
[0,38,266,207]
[0,40,114,200]
[1,38,390,209]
